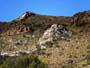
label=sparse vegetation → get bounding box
[0,54,48,68]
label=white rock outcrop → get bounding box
[37,24,72,49]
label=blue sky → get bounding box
[0,0,90,22]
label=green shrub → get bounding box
[0,54,48,68]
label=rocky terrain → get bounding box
[0,10,90,68]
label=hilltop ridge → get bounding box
[0,10,90,35]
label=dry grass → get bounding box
[38,34,90,68]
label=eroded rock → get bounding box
[37,24,72,49]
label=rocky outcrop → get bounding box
[14,26,30,34]
[16,12,36,22]
[5,26,31,36]
[70,11,90,26]
[37,24,72,49]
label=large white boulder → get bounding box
[37,24,72,49]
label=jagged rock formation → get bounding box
[37,24,72,49]
[16,12,36,22]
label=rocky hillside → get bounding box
[0,11,90,68]
[0,12,70,35]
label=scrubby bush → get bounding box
[0,54,48,68]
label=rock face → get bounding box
[5,26,31,36]
[37,24,72,49]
